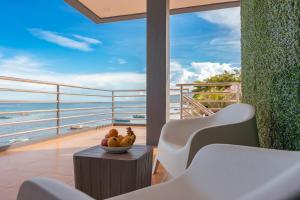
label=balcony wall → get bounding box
[241,1,300,149]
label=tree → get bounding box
[192,70,241,109]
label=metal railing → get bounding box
[0,76,113,142]
[0,76,181,145]
[177,82,241,119]
[0,76,240,145]
[110,89,146,124]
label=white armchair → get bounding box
[154,103,259,177]
[17,144,300,200]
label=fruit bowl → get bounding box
[100,145,132,154]
[101,127,136,154]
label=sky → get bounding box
[0,0,241,90]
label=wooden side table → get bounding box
[73,145,153,200]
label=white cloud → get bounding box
[0,55,238,87]
[209,37,240,49]
[73,34,101,45]
[117,58,127,65]
[28,28,101,52]
[0,54,239,100]
[191,62,239,80]
[197,7,240,33]
[0,55,145,93]
[170,60,239,85]
[170,61,197,85]
[0,55,44,75]
[70,73,145,90]
[197,7,241,49]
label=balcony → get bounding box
[0,76,241,200]
[0,0,298,199]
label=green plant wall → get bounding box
[241,0,300,150]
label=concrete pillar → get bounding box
[146,0,170,145]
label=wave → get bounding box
[0,116,11,120]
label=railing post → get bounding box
[236,83,241,103]
[56,85,60,135]
[180,85,183,119]
[111,91,115,126]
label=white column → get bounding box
[146,0,170,145]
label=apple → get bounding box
[101,138,108,146]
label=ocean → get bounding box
[0,99,179,147]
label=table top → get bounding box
[74,145,152,161]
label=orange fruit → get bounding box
[106,129,118,138]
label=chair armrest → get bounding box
[240,162,300,200]
[161,117,212,145]
[17,177,94,200]
[186,117,259,166]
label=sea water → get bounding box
[0,100,179,147]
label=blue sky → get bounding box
[0,0,240,89]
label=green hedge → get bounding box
[241,0,300,150]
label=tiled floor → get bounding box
[0,126,166,200]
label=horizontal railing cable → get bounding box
[0,76,183,143]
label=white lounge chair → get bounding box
[154,103,259,177]
[17,144,300,200]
